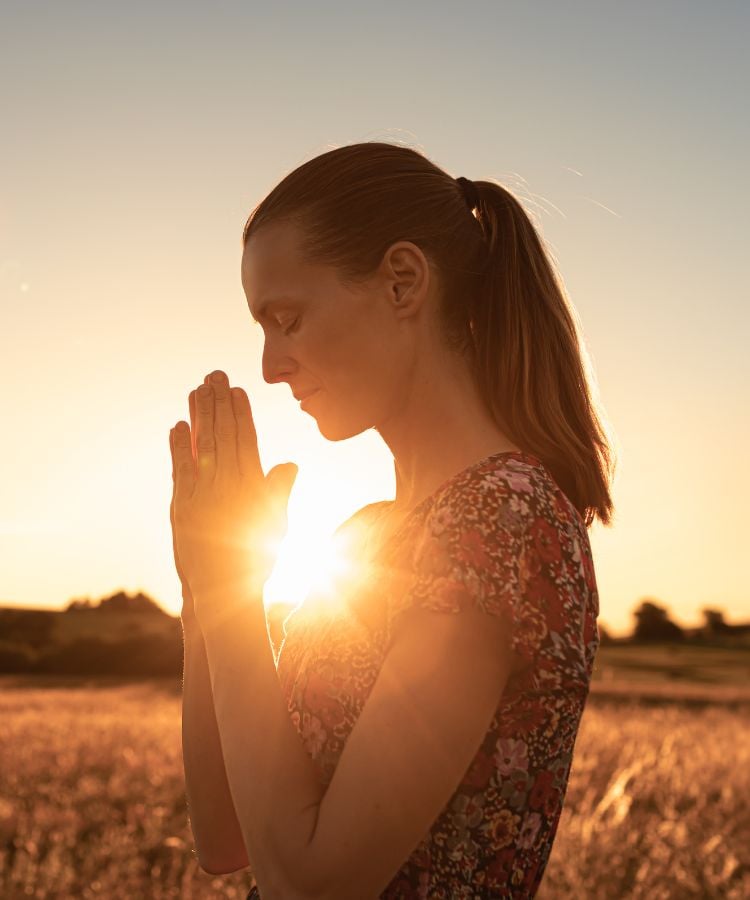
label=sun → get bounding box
[256,458,392,619]
[262,505,364,616]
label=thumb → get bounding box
[264,463,298,527]
[265,462,298,498]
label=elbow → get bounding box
[196,849,250,876]
[188,825,250,875]
[199,859,248,876]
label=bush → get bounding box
[632,599,685,642]
[0,609,55,648]
[0,641,34,673]
[33,633,183,677]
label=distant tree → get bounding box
[95,590,167,616]
[632,598,685,642]
[598,623,614,645]
[65,596,94,611]
[701,608,731,635]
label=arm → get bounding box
[181,611,251,874]
[201,590,517,899]
[171,412,251,874]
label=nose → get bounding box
[261,335,296,386]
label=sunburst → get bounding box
[263,518,362,615]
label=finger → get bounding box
[189,375,212,465]
[189,389,198,466]
[208,370,239,480]
[265,463,298,531]
[173,421,196,502]
[170,427,175,483]
[195,383,217,484]
[266,463,298,502]
[169,427,177,533]
[231,387,263,483]
[169,428,189,586]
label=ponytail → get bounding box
[468,181,614,525]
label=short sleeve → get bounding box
[384,469,557,666]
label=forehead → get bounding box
[241,222,311,320]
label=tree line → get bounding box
[0,592,747,676]
[599,599,750,644]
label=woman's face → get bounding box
[241,221,415,441]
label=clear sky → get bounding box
[1,2,747,635]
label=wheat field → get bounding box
[0,678,747,899]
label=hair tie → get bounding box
[456,176,480,210]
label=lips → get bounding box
[293,388,319,402]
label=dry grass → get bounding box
[0,677,748,898]
[538,701,750,899]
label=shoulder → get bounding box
[328,501,394,565]
[422,451,579,549]
[333,501,392,539]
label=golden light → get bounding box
[263,515,362,615]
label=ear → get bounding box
[380,241,431,320]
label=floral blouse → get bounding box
[250,450,599,899]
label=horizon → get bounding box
[1,593,747,641]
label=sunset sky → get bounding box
[2,2,747,635]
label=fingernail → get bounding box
[210,371,225,385]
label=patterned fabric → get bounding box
[256,450,599,899]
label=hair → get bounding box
[242,142,615,526]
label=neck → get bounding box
[376,351,519,514]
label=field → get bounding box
[0,676,748,899]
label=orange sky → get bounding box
[2,3,748,635]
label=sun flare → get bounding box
[263,515,362,615]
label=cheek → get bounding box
[313,304,403,397]
[317,313,374,374]
[340,330,394,388]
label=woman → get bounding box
[170,142,614,899]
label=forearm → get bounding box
[181,620,250,873]
[198,594,329,897]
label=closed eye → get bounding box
[283,317,300,336]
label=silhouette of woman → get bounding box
[172,142,614,899]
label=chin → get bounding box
[316,419,369,442]
[311,406,373,442]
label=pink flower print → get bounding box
[301,712,327,757]
[518,811,542,849]
[494,737,529,776]
[509,493,531,518]
[430,504,455,537]
[505,469,534,494]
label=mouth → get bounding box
[298,389,320,409]
[294,388,319,402]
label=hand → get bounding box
[169,369,298,626]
